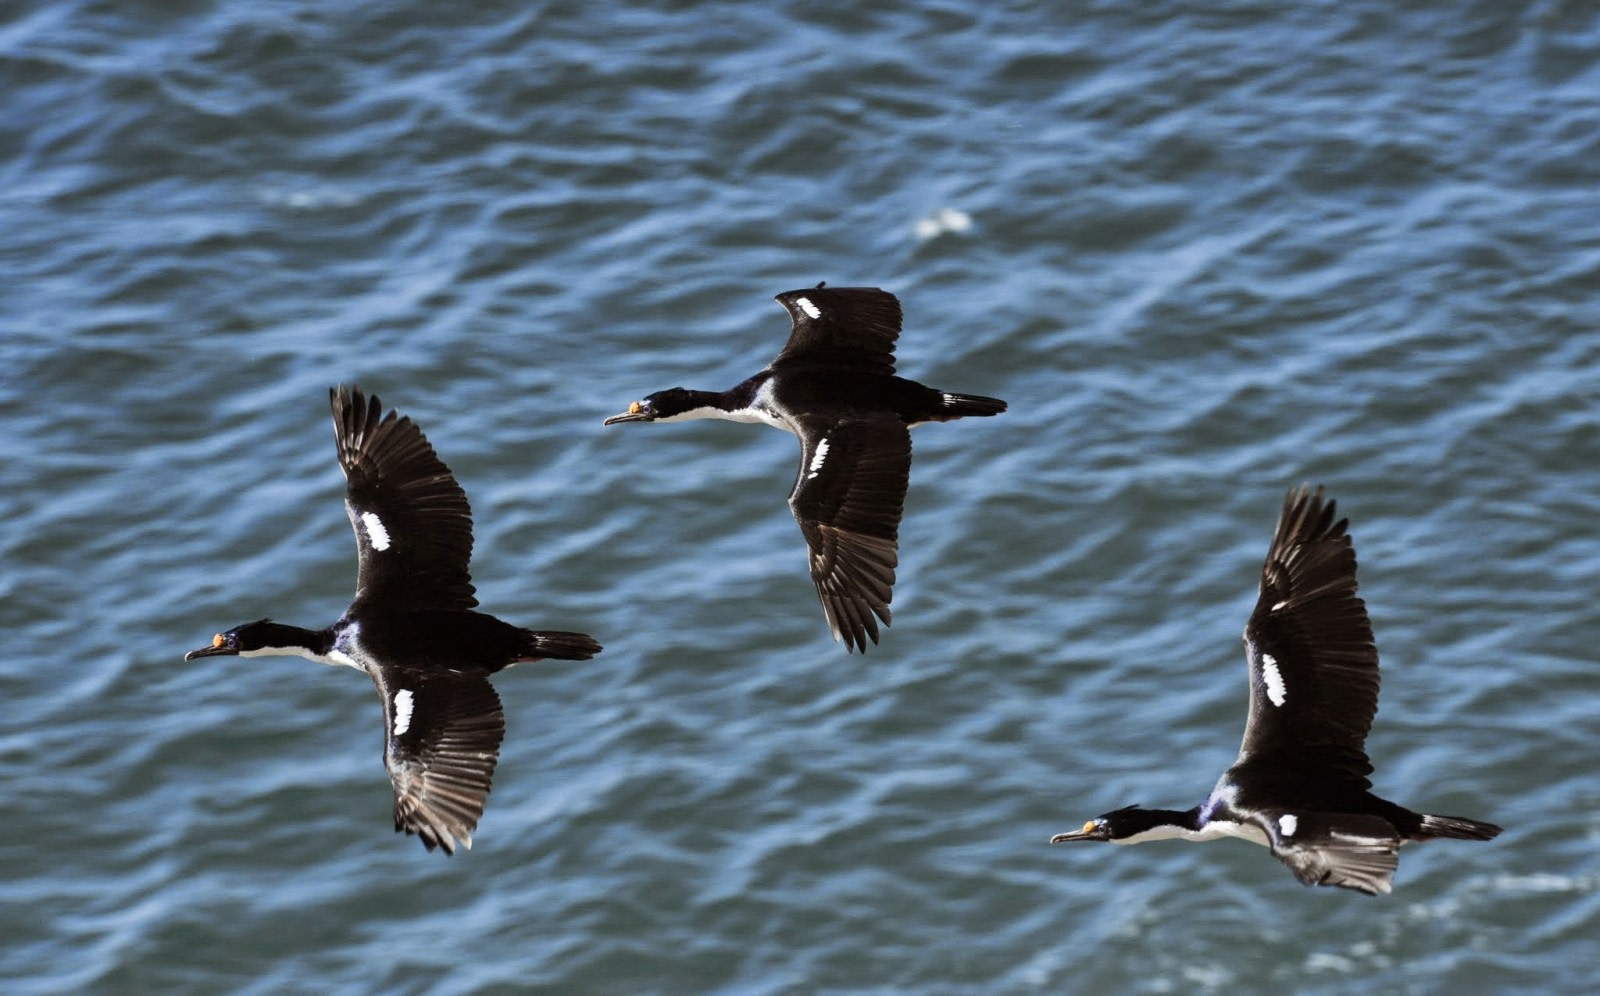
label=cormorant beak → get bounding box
[1050,820,1110,844]
[184,634,238,661]
[602,400,654,426]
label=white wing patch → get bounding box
[795,296,822,320]
[807,438,830,479]
[361,511,391,551]
[392,688,415,737]
[1279,813,1298,837]
[1261,652,1287,707]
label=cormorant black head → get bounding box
[603,388,713,425]
[184,619,300,660]
[1051,805,1183,844]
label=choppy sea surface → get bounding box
[4,0,1599,991]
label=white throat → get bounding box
[1114,819,1270,848]
[657,404,791,432]
[238,644,357,670]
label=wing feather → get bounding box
[331,386,477,611]
[788,418,910,652]
[374,669,504,855]
[1253,809,1401,895]
[1235,485,1379,786]
[772,286,903,374]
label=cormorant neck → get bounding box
[242,623,336,659]
[1106,806,1208,844]
[664,388,743,420]
[1128,806,1205,833]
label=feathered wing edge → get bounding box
[376,671,505,855]
[1254,809,1401,895]
[1236,485,1379,785]
[788,419,910,652]
[330,385,478,611]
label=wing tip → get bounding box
[397,807,480,857]
[1277,483,1350,548]
[822,592,890,653]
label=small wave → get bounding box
[913,206,972,241]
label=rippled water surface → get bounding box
[5,0,1599,991]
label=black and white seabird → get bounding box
[1051,486,1501,894]
[186,386,601,855]
[603,284,1006,652]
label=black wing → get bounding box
[787,417,910,652]
[771,286,903,374]
[331,386,477,612]
[1252,809,1401,895]
[1234,485,1379,786]
[372,667,505,855]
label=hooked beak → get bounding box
[1050,820,1109,844]
[184,635,237,661]
[602,399,653,426]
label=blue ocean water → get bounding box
[3,0,1598,990]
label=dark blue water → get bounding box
[4,1,1598,990]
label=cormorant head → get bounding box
[1051,805,1174,844]
[184,619,291,660]
[603,388,708,425]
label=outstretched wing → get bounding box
[1253,808,1401,895]
[372,667,505,855]
[772,286,903,374]
[331,386,477,612]
[1234,485,1379,787]
[787,417,910,652]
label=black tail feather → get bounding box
[1417,813,1502,841]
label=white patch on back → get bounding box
[361,511,391,551]
[807,438,830,479]
[392,688,415,737]
[1261,652,1287,706]
[1271,599,1289,612]
[1279,813,1298,838]
[795,296,822,320]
